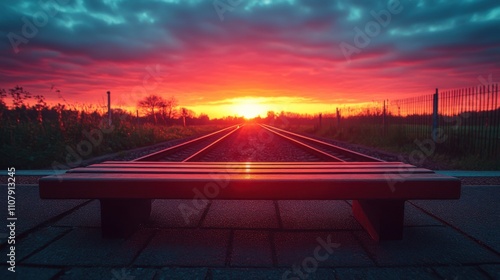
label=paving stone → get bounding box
[53,199,209,229]
[155,267,208,280]
[24,228,153,266]
[412,186,500,253]
[278,200,362,230]
[274,231,374,267]
[148,199,208,228]
[0,185,88,237]
[0,226,69,262]
[54,200,100,227]
[335,267,440,280]
[230,230,273,267]
[212,268,336,280]
[355,226,500,266]
[1,187,498,277]
[59,267,156,280]
[404,203,442,227]
[0,265,60,280]
[433,265,490,280]
[202,200,278,229]
[325,201,442,227]
[479,264,500,279]
[134,229,230,266]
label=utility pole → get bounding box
[107,91,111,126]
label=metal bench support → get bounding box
[99,199,152,238]
[352,199,405,241]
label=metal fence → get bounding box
[384,84,499,158]
[388,93,435,141]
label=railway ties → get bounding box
[133,123,383,163]
[260,124,383,162]
[134,124,242,162]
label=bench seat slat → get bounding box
[68,167,434,174]
[89,163,415,169]
[39,172,460,200]
[101,161,401,165]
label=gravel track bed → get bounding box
[148,130,238,161]
[196,124,321,162]
[107,136,201,161]
[59,130,230,166]
[265,126,379,162]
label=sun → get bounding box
[234,102,264,119]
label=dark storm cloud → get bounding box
[0,0,498,106]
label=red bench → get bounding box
[39,161,461,240]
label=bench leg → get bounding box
[99,199,152,239]
[352,200,405,241]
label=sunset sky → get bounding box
[1,0,499,118]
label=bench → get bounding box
[39,161,461,241]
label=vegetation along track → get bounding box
[134,123,383,162]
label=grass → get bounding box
[0,114,226,169]
[284,124,500,171]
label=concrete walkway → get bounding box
[2,170,500,177]
[435,171,500,177]
[0,184,499,279]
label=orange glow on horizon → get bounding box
[49,96,389,119]
[231,98,268,119]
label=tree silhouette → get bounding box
[0,89,6,121]
[137,94,167,124]
[163,96,178,121]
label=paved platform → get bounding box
[0,170,67,176]
[435,171,500,177]
[2,170,500,177]
[0,184,498,279]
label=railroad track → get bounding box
[259,124,383,162]
[134,124,242,162]
[133,124,382,162]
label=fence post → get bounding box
[336,108,341,128]
[107,91,111,126]
[432,88,439,141]
[382,100,387,136]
